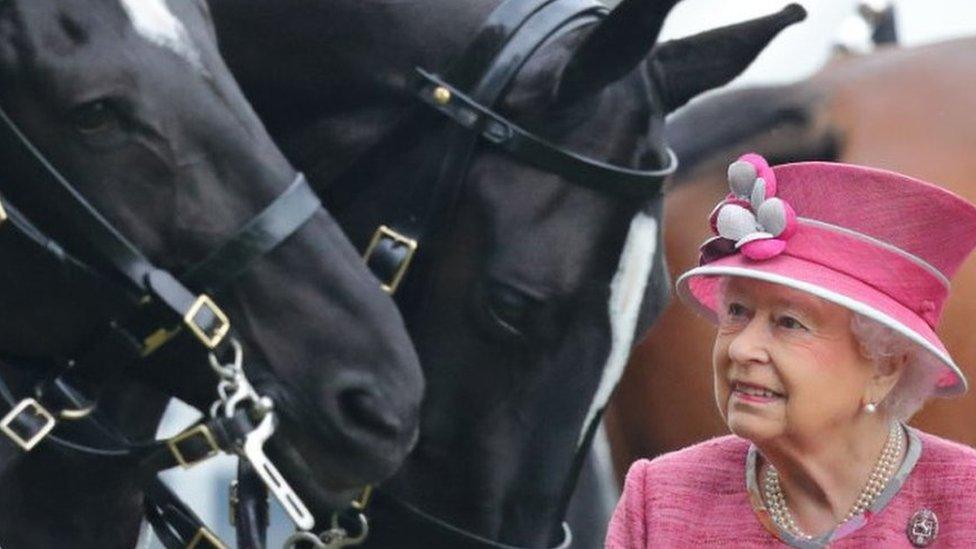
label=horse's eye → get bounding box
[480,282,536,341]
[70,100,117,134]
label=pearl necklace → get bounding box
[761,424,904,540]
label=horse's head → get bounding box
[384,0,806,540]
[0,0,422,508]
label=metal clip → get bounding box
[1,398,56,451]
[242,409,315,531]
[209,339,264,419]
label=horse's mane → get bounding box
[664,84,840,187]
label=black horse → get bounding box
[0,0,423,546]
[208,0,805,546]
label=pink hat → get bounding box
[676,154,976,396]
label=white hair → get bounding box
[849,312,940,421]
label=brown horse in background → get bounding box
[606,35,976,479]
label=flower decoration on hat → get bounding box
[700,153,797,264]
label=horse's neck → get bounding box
[0,362,169,548]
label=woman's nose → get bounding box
[727,317,770,364]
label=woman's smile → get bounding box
[731,381,786,405]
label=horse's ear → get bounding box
[649,4,806,114]
[554,0,682,104]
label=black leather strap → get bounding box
[234,460,270,549]
[0,82,318,549]
[182,174,321,292]
[0,103,318,364]
[368,490,572,549]
[447,0,563,90]
[364,0,609,307]
[0,106,156,297]
[416,69,677,197]
[145,478,229,549]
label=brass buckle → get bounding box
[0,398,56,451]
[362,225,418,294]
[184,294,231,349]
[167,424,220,468]
[186,527,227,549]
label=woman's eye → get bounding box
[778,316,807,330]
[70,100,119,134]
[727,303,748,318]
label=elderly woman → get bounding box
[606,155,976,548]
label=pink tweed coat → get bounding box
[606,430,976,548]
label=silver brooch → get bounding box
[907,508,938,547]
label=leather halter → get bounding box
[360,0,676,302]
[338,0,675,546]
[0,99,320,547]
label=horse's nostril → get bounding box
[337,389,402,438]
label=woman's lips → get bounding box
[731,381,785,404]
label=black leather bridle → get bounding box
[0,99,324,548]
[357,0,676,303]
[307,0,678,546]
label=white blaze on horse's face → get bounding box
[578,212,658,446]
[117,0,203,70]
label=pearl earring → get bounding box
[864,402,877,414]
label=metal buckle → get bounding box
[362,225,418,294]
[184,294,231,349]
[167,424,220,468]
[0,398,56,451]
[186,527,227,549]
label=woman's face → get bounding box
[713,278,876,444]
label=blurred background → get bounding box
[659,0,976,90]
[144,1,976,547]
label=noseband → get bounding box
[0,102,331,546]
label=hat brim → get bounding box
[676,253,966,397]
